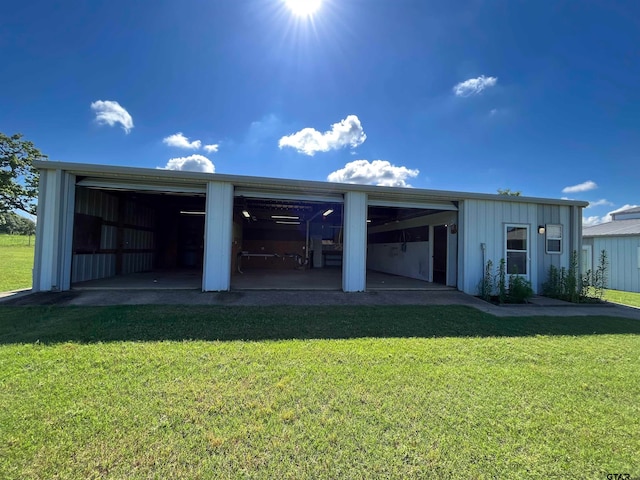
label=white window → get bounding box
[505,224,529,276]
[545,224,562,254]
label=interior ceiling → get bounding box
[236,198,342,222]
[88,187,445,224]
[367,206,442,226]
[120,190,205,211]
[235,198,444,226]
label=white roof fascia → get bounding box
[34,160,589,208]
[367,198,457,211]
[76,178,206,194]
[234,189,343,203]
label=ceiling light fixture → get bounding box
[323,209,334,217]
[276,221,301,225]
[180,210,206,215]
[242,210,251,218]
[271,215,299,220]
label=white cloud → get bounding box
[453,75,498,97]
[583,216,603,227]
[609,204,639,215]
[583,204,640,226]
[327,159,419,188]
[279,115,366,156]
[161,155,214,173]
[90,100,134,134]
[562,180,597,193]
[586,199,614,208]
[163,132,202,149]
[203,144,219,153]
[602,204,640,223]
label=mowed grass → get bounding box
[603,289,640,308]
[1,305,639,479]
[0,234,34,292]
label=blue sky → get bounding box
[2,0,638,225]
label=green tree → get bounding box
[497,188,521,196]
[0,211,34,235]
[1,132,47,215]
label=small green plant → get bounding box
[508,274,534,303]
[479,259,494,301]
[580,269,592,299]
[478,258,531,304]
[497,258,507,304]
[542,249,609,303]
[592,250,608,300]
[542,265,560,297]
[566,250,579,303]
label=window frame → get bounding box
[504,223,530,277]
[545,223,563,255]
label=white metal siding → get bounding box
[203,181,234,291]
[343,191,368,292]
[536,205,571,291]
[462,199,538,295]
[33,170,57,290]
[592,236,640,293]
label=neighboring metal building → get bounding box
[32,161,587,295]
[583,207,640,293]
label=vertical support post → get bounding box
[456,201,465,292]
[571,205,582,272]
[342,191,367,292]
[115,194,125,275]
[202,181,234,291]
[33,169,64,291]
[59,173,76,291]
[428,225,434,283]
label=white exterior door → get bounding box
[505,224,530,278]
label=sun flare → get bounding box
[283,0,322,17]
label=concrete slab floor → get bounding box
[3,288,640,320]
[72,269,202,290]
[71,268,450,292]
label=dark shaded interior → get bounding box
[232,197,343,285]
[71,187,206,285]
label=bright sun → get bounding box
[284,0,322,17]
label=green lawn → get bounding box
[1,305,639,479]
[603,289,640,308]
[0,234,34,292]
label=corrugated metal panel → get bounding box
[592,237,640,292]
[71,254,116,282]
[536,205,571,291]
[122,228,154,249]
[203,182,234,291]
[73,187,156,282]
[343,191,368,292]
[462,199,538,294]
[101,225,118,249]
[121,253,153,275]
[75,187,118,221]
[123,200,154,229]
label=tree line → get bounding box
[0,211,36,236]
